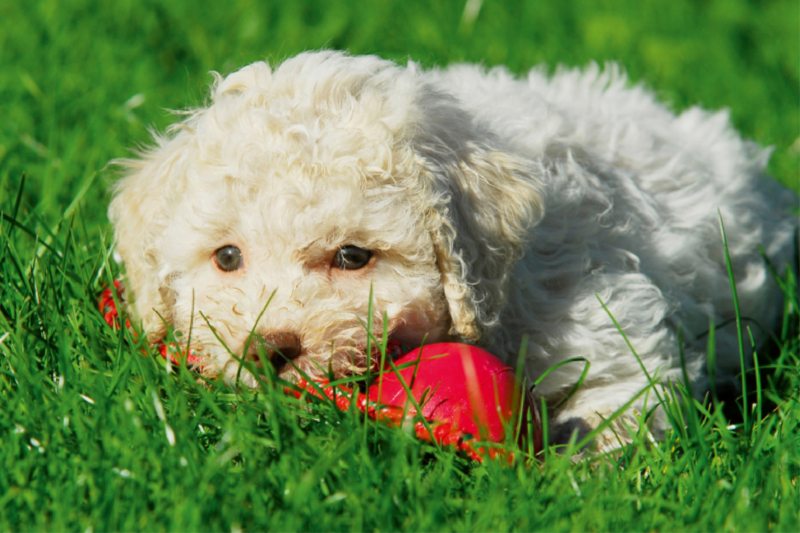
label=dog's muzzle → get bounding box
[246,331,302,370]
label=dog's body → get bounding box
[109,52,797,450]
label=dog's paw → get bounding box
[549,385,667,455]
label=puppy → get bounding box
[109,51,797,451]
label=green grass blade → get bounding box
[717,210,748,434]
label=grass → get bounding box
[1,0,799,530]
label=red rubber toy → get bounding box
[369,343,543,454]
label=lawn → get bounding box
[1,0,798,530]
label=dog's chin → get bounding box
[212,345,374,388]
[212,357,308,389]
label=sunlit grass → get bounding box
[1,0,798,530]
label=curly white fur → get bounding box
[109,51,798,451]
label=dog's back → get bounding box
[430,63,798,446]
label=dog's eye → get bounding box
[215,245,243,272]
[333,245,372,270]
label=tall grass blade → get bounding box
[717,210,748,433]
[707,319,719,407]
[747,327,762,435]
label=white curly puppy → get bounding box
[109,51,797,450]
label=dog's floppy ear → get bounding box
[414,90,544,343]
[107,136,189,341]
[108,62,275,340]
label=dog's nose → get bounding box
[247,331,302,367]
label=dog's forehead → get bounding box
[190,126,422,248]
[245,170,418,248]
[197,101,411,190]
[241,173,367,233]
[178,159,422,258]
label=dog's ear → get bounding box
[414,92,544,343]
[107,63,275,340]
[107,137,188,341]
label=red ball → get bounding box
[368,343,542,452]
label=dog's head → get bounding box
[108,52,543,384]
